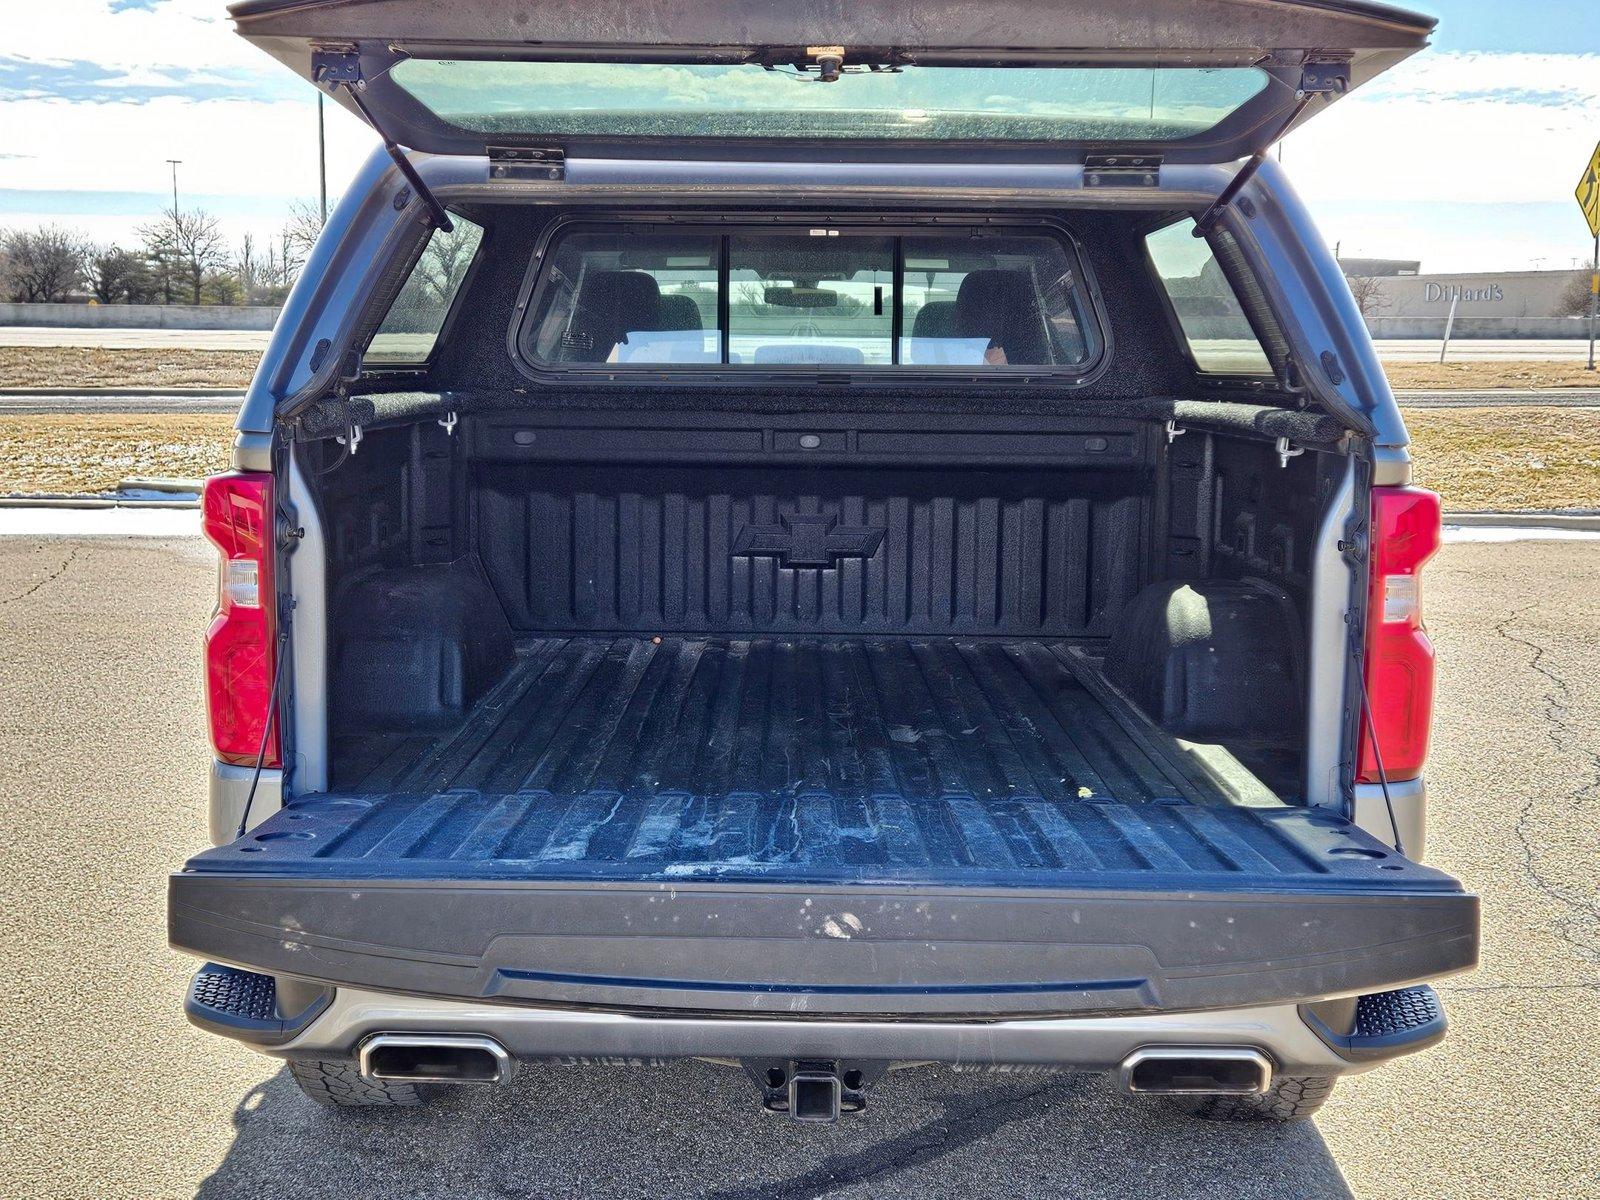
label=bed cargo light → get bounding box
[1357,486,1441,783]
[202,472,280,768]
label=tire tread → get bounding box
[1170,1075,1335,1122]
[287,1058,426,1108]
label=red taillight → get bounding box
[1357,485,1441,783]
[202,472,279,768]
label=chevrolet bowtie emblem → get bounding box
[731,512,886,569]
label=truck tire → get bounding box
[287,1058,427,1108]
[1168,1075,1335,1122]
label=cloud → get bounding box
[0,94,377,200]
[1284,51,1600,207]
[0,13,1594,270]
[0,0,376,211]
[4,0,264,74]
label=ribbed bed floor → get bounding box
[335,635,1230,805]
[289,635,1332,883]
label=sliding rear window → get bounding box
[520,223,1102,376]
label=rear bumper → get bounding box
[169,873,1478,1019]
[230,982,1429,1078]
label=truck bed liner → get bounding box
[333,635,1253,806]
[172,634,1476,1015]
[195,635,1448,891]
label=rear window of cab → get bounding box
[516,222,1105,378]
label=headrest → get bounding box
[657,293,704,331]
[910,300,957,340]
[570,270,664,361]
[954,270,1051,365]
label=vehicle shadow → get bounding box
[196,1060,1353,1199]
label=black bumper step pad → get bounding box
[1306,984,1448,1061]
[184,963,330,1046]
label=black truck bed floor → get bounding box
[334,635,1248,806]
[195,634,1455,889]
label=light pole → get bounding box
[1588,230,1597,372]
[166,158,182,214]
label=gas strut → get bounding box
[311,50,453,232]
[1193,61,1350,238]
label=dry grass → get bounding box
[1401,406,1600,512]
[0,414,234,494]
[4,408,1597,512]
[1383,360,1600,391]
[0,346,258,389]
[3,345,1598,393]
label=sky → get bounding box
[0,0,1597,274]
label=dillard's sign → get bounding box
[1423,282,1505,304]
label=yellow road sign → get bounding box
[1578,141,1600,238]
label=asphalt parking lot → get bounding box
[1,532,1596,1199]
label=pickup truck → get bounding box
[170,0,1478,1123]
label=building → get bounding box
[1335,256,1420,278]
[1341,268,1592,338]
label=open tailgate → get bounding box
[170,795,1477,1018]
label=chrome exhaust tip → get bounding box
[1118,1047,1272,1095]
[359,1034,512,1084]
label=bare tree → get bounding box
[139,207,230,305]
[281,199,329,275]
[1555,269,1597,318]
[382,221,483,331]
[87,246,160,304]
[0,225,91,302]
[1344,273,1392,320]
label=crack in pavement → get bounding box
[695,1077,1070,1200]
[1492,600,1600,963]
[0,544,79,606]
[1442,981,1600,994]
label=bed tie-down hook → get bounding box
[438,411,458,436]
[335,421,363,455]
[1164,419,1187,445]
[1275,437,1305,469]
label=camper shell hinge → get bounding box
[1084,154,1162,188]
[489,146,567,182]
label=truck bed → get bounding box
[334,634,1275,805]
[175,635,1475,1014]
[199,632,1392,889]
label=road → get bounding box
[0,533,1596,1199]
[1,326,1596,361]
[1,387,1598,418]
[1372,338,1595,362]
[0,326,271,350]
[0,390,244,414]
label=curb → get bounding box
[1394,388,1600,397]
[0,386,246,398]
[2,497,1596,528]
[0,496,199,511]
[1444,511,1600,532]
[118,476,203,496]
